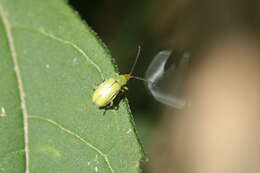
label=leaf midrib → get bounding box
[0,4,30,173]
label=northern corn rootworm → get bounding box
[92,46,144,109]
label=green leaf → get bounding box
[0,0,144,172]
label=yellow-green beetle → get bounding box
[92,47,143,108]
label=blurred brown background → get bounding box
[69,0,260,172]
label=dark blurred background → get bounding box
[69,0,260,172]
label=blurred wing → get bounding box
[145,50,173,83]
[145,50,190,109]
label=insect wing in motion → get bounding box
[145,50,190,109]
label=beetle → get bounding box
[92,46,144,108]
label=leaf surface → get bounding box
[0,0,144,172]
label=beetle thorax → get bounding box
[115,74,131,85]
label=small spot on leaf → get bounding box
[38,145,61,157]
[0,107,6,117]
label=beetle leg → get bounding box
[109,101,114,107]
[122,86,128,92]
[103,110,107,116]
[102,101,114,115]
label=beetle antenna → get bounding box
[131,76,151,83]
[131,76,146,81]
[128,46,149,83]
[129,45,141,75]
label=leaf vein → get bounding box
[28,115,114,173]
[0,5,30,173]
[13,26,105,80]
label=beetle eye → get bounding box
[145,50,190,109]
